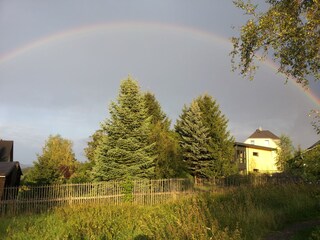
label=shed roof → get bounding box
[235,142,277,151]
[0,162,22,177]
[248,129,279,140]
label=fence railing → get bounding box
[194,174,304,187]
[0,178,193,216]
[0,175,305,216]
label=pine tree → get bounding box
[84,129,104,163]
[175,101,212,178]
[91,77,156,181]
[144,92,170,126]
[196,94,236,177]
[144,92,182,178]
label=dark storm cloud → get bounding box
[0,1,318,164]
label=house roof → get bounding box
[235,142,277,151]
[0,140,14,162]
[248,129,280,140]
[307,140,320,150]
[0,162,22,177]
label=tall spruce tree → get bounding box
[144,92,182,178]
[144,92,170,126]
[175,101,212,178]
[196,94,236,177]
[91,77,156,181]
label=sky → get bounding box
[0,0,319,166]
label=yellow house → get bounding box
[235,128,280,174]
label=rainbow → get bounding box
[263,60,320,106]
[0,21,319,106]
[0,22,229,64]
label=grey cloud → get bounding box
[0,2,318,165]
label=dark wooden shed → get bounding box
[0,140,14,162]
[0,162,22,200]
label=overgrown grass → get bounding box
[0,184,319,240]
[205,184,320,239]
[292,226,320,240]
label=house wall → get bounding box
[244,138,279,149]
[235,145,247,174]
[0,177,5,200]
[8,168,21,187]
[245,147,278,173]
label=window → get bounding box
[253,152,259,157]
[237,150,246,163]
[265,140,269,146]
[250,140,255,145]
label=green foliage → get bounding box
[20,167,34,185]
[0,198,241,240]
[176,94,236,178]
[149,122,183,178]
[196,94,236,177]
[84,129,105,163]
[1,184,319,240]
[288,145,320,182]
[91,77,156,181]
[310,110,320,135]
[143,91,170,126]
[231,0,320,85]
[23,135,78,185]
[207,184,320,240]
[68,161,93,183]
[276,134,295,171]
[144,92,183,178]
[121,178,134,202]
[175,101,213,178]
[310,227,320,240]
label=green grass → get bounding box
[291,226,320,240]
[0,184,319,240]
[207,184,320,239]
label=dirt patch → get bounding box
[264,219,320,240]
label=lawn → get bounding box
[0,184,319,240]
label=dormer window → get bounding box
[250,140,255,145]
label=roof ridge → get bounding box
[248,129,280,139]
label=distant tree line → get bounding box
[275,134,320,182]
[22,77,320,185]
[23,77,236,185]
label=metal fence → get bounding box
[0,178,193,216]
[194,174,304,187]
[0,175,305,216]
